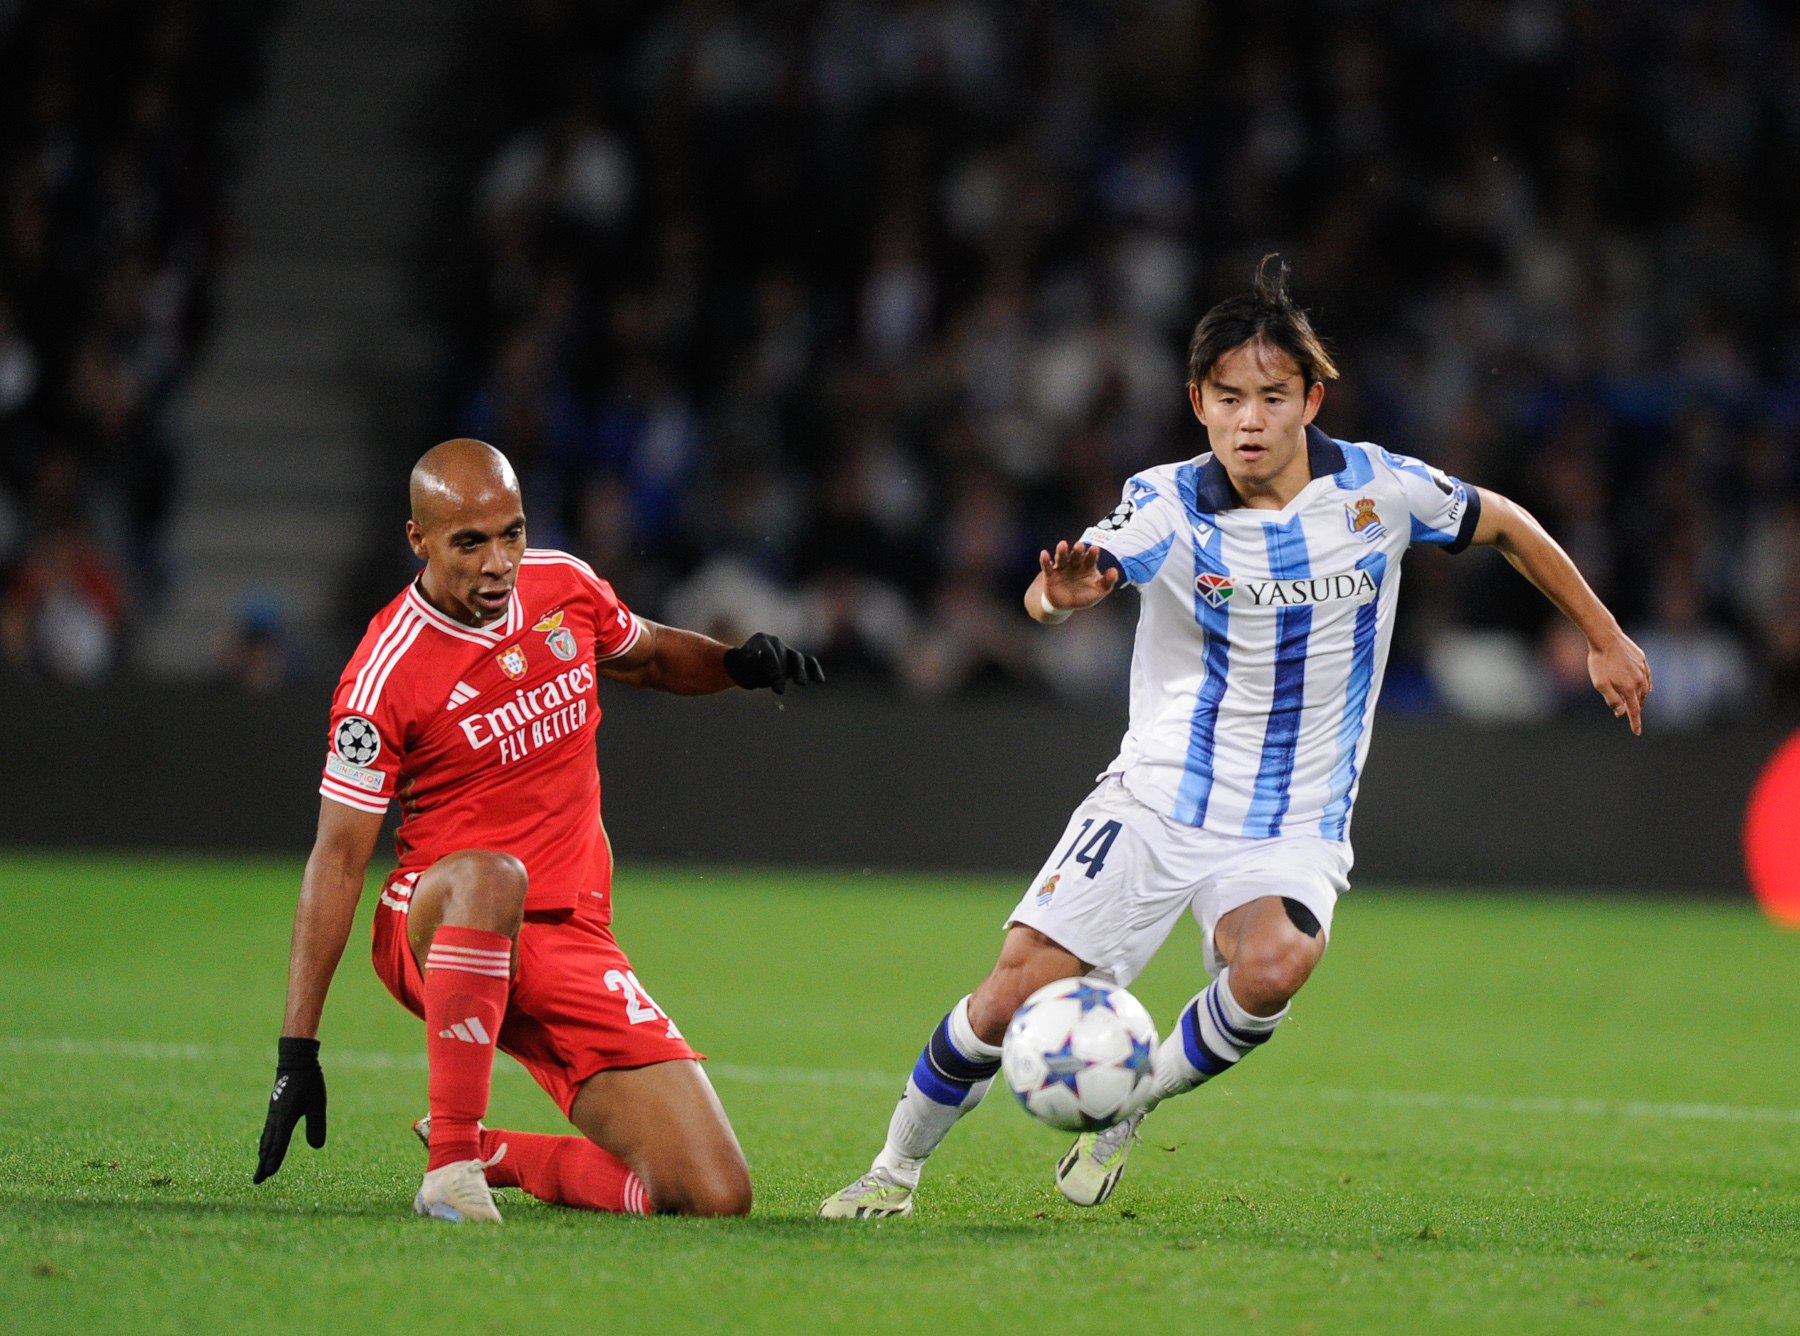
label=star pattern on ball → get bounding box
[1124,1034,1153,1072]
[1037,1035,1089,1093]
[1067,981,1114,1013]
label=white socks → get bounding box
[872,996,1002,1187]
[868,974,1288,1189]
[1148,968,1288,1105]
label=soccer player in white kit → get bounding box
[820,259,1652,1218]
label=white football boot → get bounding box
[412,1136,509,1224]
[817,1167,915,1219]
[1056,1109,1146,1207]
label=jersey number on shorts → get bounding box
[605,968,684,1040]
[1057,818,1122,880]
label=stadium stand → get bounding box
[138,0,450,682]
[422,0,1800,724]
[0,0,277,682]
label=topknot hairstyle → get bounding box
[1186,255,1339,391]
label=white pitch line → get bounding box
[4,1036,1798,1127]
[1300,1085,1800,1126]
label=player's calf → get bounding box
[1147,895,1324,1105]
[823,927,1086,1216]
[891,928,1084,1178]
[570,1061,753,1217]
[966,924,1087,1045]
[406,850,528,1178]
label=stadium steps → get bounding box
[139,0,454,678]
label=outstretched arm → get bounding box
[257,797,383,1183]
[595,619,824,695]
[1470,487,1652,734]
[282,798,385,1039]
[1026,541,1121,624]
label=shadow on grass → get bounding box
[0,1192,1059,1241]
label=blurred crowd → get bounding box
[434,0,1800,726]
[0,0,271,682]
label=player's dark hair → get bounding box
[1186,255,1339,391]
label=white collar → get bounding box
[404,580,523,646]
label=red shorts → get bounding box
[372,872,701,1116]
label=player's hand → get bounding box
[1589,630,1652,735]
[723,632,825,695]
[254,1037,327,1183]
[1039,541,1120,614]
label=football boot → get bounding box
[413,1147,508,1224]
[1056,1109,1145,1207]
[817,1167,915,1219]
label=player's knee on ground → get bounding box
[1227,917,1323,1015]
[430,849,529,929]
[646,1158,753,1217]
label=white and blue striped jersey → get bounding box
[1081,425,1480,843]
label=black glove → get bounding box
[723,632,825,695]
[254,1036,326,1184]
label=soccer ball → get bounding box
[1002,978,1158,1132]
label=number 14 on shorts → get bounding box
[605,968,684,1040]
[1058,819,1123,880]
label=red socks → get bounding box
[423,926,512,1171]
[479,1128,651,1215]
[420,924,649,1214]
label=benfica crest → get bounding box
[496,644,529,680]
[534,608,579,660]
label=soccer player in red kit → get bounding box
[252,438,822,1222]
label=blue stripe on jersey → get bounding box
[1243,513,1313,838]
[1331,440,1375,490]
[1117,532,1175,585]
[1174,463,1231,827]
[1319,551,1388,840]
[1410,513,1456,545]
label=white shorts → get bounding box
[1006,778,1352,987]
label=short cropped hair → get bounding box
[1186,255,1339,391]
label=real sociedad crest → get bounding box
[1195,572,1235,608]
[496,644,529,680]
[1345,497,1386,542]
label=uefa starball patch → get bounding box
[1095,499,1136,534]
[334,715,381,766]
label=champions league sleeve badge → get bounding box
[334,715,381,765]
[1096,499,1136,534]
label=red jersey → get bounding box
[320,549,641,916]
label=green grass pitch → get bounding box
[2,855,1799,1334]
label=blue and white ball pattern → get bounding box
[1002,978,1158,1132]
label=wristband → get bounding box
[277,1036,322,1069]
[1038,590,1072,624]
